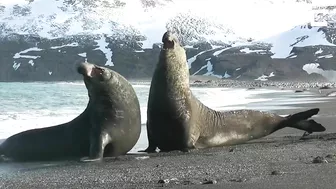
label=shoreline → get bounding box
[0,77,336,90]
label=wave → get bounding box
[0,85,329,143]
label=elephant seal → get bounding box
[142,31,326,152]
[0,62,141,162]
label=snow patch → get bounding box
[187,50,209,69]
[289,55,297,58]
[50,43,79,49]
[28,60,34,66]
[13,47,43,59]
[48,71,52,75]
[198,60,231,79]
[78,53,86,57]
[13,62,20,70]
[317,54,333,59]
[213,47,232,56]
[315,48,323,54]
[240,47,266,54]
[236,67,241,71]
[262,26,336,59]
[255,72,275,81]
[94,35,114,66]
[303,63,336,81]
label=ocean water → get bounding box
[0,82,330,153]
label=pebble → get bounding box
[190,79,336,90]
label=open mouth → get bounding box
[87,66,104,78]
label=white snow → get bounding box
[303,63,336,81]
[213,47,232,56]
[317,54,333,59]
[50,43,79,49]
[48,71,52,75]
[240,47,266,54]
[13,47,43,59]
[236,68,241,71]
[313,0,336,6]
[262,26,336,59]
[187,50,209,69]
[78,53,87,58]
[0,0,317,49]
[28,60,34,66]
[289,55,298,58]
[94,35,114,66]
[12,62,20,70]
[315,48,323,54]
[255,72,275,81]
[192,60,231,78]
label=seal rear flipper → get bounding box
[285,108,326,133]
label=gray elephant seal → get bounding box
[0,62,141,162]
[142,31,326,152]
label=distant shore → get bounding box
[129,76,336,92]
[2,75,336,91]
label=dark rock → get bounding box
[158,179,169,184]
[295,90,304,93]
[320,86,331,89]
[202,179,217,184]
[325,154,336,159]
[229,178,246,182]
[271,170,284,175]
[312,156,328,163]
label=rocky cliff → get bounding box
[1,0,336,82]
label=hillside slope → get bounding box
[0,0,336,82]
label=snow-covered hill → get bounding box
[0,0,314,45]
[1,0,336,82]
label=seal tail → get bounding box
[284,108,326,133]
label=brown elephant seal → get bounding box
[141,31,326,153]
[0,62,141,162]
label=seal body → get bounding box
[0,62,141,162]
[143,31,326,152]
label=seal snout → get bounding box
[77,62,94,77]
[162,31,176,49]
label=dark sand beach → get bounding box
[1,83,336,189]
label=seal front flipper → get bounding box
[138,146,157,153]
[80,130,111,163]
[139,121,157,153]
[285,108,326,133]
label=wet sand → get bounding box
[1,87,336,189]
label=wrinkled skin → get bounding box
[142,31,326,153]
[0,62,141,162]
